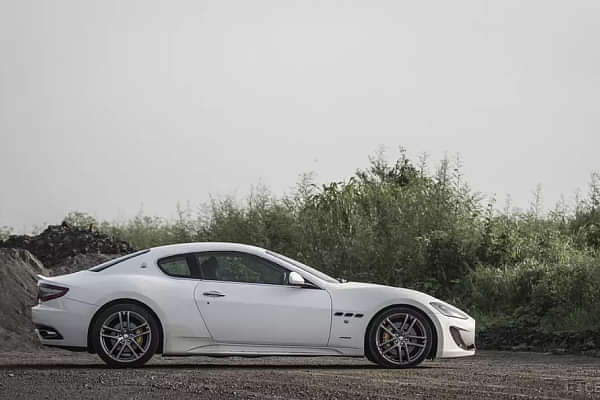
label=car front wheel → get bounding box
[92,303,160,368]
[366,306,433,368]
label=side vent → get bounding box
[333,311,365,318]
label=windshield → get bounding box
[266,251,340,283]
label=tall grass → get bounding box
[61,150,600,334]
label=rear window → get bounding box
[158,255,193,278]
[89,249,150,272]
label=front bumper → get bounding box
[31,297,97,348]
[434,313,476,358]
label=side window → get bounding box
[158,255,192,278]
[196,252,287,285]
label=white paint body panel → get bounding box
[193,281,331,346]
[31,242,475,360]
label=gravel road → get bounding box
[1,350,599,399]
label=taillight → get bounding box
[37,283,69,302]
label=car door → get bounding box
[192,251,332,346]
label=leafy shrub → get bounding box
[45,150,600,353]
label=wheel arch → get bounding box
[364,303,439,360]
[87,298,164,354]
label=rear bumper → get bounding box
[31,297,96,348]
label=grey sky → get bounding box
[1,0,599,231]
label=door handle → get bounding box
[202,291,226,297]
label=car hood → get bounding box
[340,281,437,300]
[328,281,466,317]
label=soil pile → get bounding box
[0,248,48,351]
[0,222,133,268]
[50,253,120,276]
[0,224,133,351]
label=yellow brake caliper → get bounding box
[135,328,144,346]
[382,324,391,350]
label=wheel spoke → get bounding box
[131,338,146,354]
[380,324,396,337]
[405,318,417,334]
[135,322,149,331]
[382,344,398,355]
[386,317,402,335]
[407,341,425,348]
[116,341,126,359]
[101,333,119,339]
[127,311,131,331]
[132,330,151,339]
[108,338,121,355]
[378,337,396,348]
[405,335,426,339]
[102,325,121,334]
[118,312,123,332]
[404,343,411,361]
[398,314,409,332]
[125,342,139,360]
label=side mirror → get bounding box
[288,271,305,286]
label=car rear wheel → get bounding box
[92,303,159,368]
[366,306,433,368]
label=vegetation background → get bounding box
[4,149,599,353]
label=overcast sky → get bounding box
[1,0,599,231]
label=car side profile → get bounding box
[32,242,475,368]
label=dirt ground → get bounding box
[0,350,599,399]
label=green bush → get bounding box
[46,150,600,354]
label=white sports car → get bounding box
[32,243,475,368]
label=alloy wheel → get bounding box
[99,310,152,363]
[374,312,428,366]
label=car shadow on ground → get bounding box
[0,363,436,370]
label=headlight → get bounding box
[430,301,469,319]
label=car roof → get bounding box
[148,242,268,259]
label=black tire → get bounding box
[92,303,160,368]
[364,347,378,364]
[366,306,433,368]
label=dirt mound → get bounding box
[0,222,130,352]
[0,222,133,268]
[50,253,120,276]
[0,248,48,351]
[0,248,121,352]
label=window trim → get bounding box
[89,249,150,272]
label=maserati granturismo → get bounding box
[32,242,475,368]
